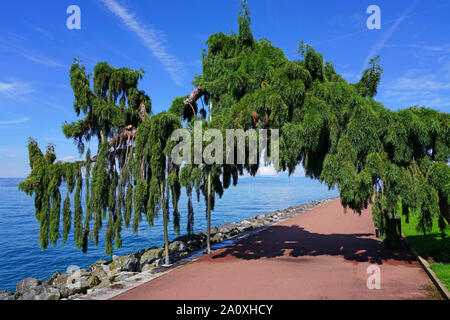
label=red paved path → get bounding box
[112,199,440,300]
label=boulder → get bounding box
[256,214,266,221]
[32,286,60,300]
[43,271,62,287]
[89,260,109,270]
[169,240,187,253]
[187,239,203,250]
[228,228,240,237]
[113,272,138,282]
[87,275,101,288]
[139,248,164,266]
[218,222,236,234]
[110,254,139,272]
[140,264,155,273]
[0,290,14,300]
[50,273,72,298]
[211,233,224,244]
[210,226,219,234]
[93,279,112,290]
[269,215,279,222]
[237,220,254,231]
[16,278,60,300]
[16,278,41,296]
[65,269,91,295]
[89,263,111,283]
[153,258,164,267]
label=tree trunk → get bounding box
[439,193,449,223]
[207,172,212,254]
[184,87,204,106]
[161,181,170,265]
[206,101,212,255]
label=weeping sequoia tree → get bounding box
[20,2,449,259]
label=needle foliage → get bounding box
[20,2,449,255]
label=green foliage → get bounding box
[169,96,198,122]
[62,192,71,243]
[355,56,383,98]
[19,3,449,255]
[193,4,449,246]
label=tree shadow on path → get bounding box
[212,225,415,265]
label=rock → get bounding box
[211,233,224,244]
[44,271,62,287]
[87,275,101,288]
[187,239,203,249]
[218,222,236,234]
[256,214,266,221]
[89,260,109,270]
[89,263,110,283]
[16,278,60,300]
[237,220,254,231]
[110,254,139,272]
[228,228,240,237]
[0,290,14,300]
[140,264,154,272]
[113,272,138,282]
[210,226,219,234]
[169,240,187,253]
[50,273,72,298]
[16,278,43,299]
[139,248,164,266]
[65,269,91,295]
[94,279,112,290]
[33,286,60,300]
[16,278,41,296]
[153,258,164,267]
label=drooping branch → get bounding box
[139,102,149,122]
[184,87,204,106]
[108,102,148,149]
[108,125,137,148]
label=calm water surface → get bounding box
[0,176,338,291]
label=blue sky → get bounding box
[0,0,449,177]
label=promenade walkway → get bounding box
[112,199,440,300]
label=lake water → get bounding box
[0,176,338,291]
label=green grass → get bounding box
[401,214,450,291]
[430,263,450,290]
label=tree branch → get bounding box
[184,87,204,106]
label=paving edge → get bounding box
[71,198,336,300]
[402,235,450,300]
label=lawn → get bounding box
[401,213,450,291]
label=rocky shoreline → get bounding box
[0,198,336,300]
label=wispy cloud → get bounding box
[0,117,30,125]
[256,165,279,177]
[391,75,450,91]
[15,50,67,68]
[0,81,33,98]
[362,2,417,70]
[381,69,450,111]
[4,154,17,159]
[29,24,54,41]
[316,2,450,48]
[384,43,450,54]
[100,0,186,86]
[59,156,76,162]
